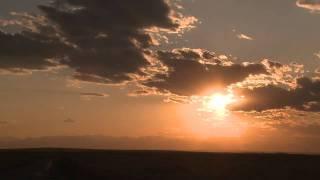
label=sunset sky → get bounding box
[0,0,320,153]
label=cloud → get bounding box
[231,77,320,112]
[315,51,320,59]
[2,0,318,115]
[80,92,109,98]
[0,0,196,84]
[236,60,306,90]
[0,121,8,125]
[237,33,254,41]
[64,118,76,123]
[296,0,320,11]
[144,48,267,96]
[0,31,68,73]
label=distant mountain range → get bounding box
[1,135,320,154]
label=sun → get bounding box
[204,93,235,117]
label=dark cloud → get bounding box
[43,0,191,84]
[0,0,193,83]
[0,0,270,99]
[231,77,320,112]
[144,49,268,96]
[0,31,68,73]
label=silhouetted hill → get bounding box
[2,136,320,153]
[1,149,320,180]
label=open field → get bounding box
[0,149,320,179]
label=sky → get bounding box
[0,0,320,153]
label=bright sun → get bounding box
[204,93,235,117]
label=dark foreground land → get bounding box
[1,149,320,180]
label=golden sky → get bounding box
[0,0,320,153]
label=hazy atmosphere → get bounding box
[1,0,320,153]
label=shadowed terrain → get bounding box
[0,149,320,179]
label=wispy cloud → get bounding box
[64,118,76,123]
[296,0,320,12]
[80,93,109,100]
[237,33,254,41]
[0,121,8,125]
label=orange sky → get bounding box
[0,0,320,153]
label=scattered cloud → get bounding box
[1,0,319,116]
[296,0,320,12]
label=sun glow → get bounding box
[204,93,236,118]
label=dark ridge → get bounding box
[1,149,320,180]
